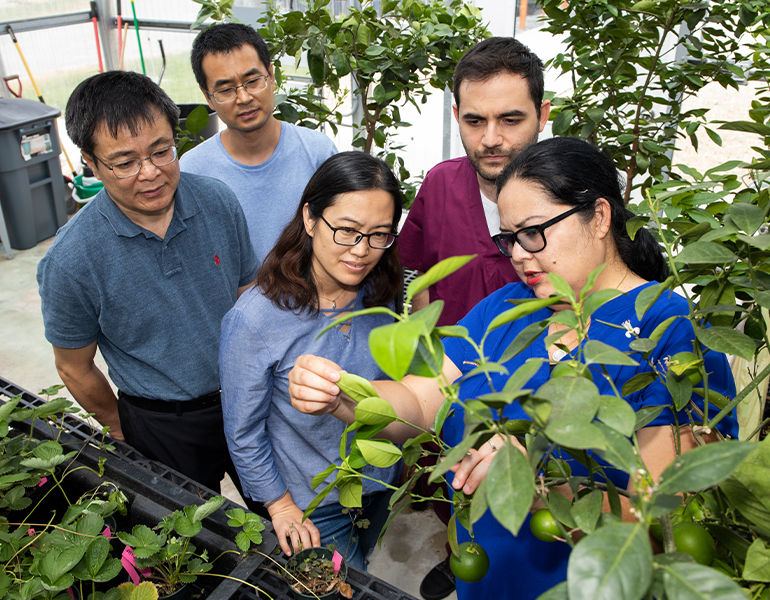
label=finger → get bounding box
[449,451,484,490]
[461,458,492,495]
[290,526,304,554]
[289,369,341,404]
[306,520,321,548]
[298,526,314,552]
[276,526,294,556]
[296,354,343,384]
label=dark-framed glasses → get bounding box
[492,204,586,257]
[319,215,398,249]
[209,75,270,104]
[94,145,178,179]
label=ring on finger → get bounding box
[487,439,497,451]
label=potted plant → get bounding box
[283,546,352,600]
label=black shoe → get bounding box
[419,561,456,600]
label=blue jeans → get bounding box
[310,491,391,571]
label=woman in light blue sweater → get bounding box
[219,151,403,570]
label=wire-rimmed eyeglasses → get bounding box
[93,145,178,179]
[492,204,586,257]
[319,215,398,249]
[209,75,270,104]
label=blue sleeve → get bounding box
[219,301,287,502]
[443,293,491,375]
[630,316,738,437]
[37,254,100,349]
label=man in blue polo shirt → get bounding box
[37,71,258,493]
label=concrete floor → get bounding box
[0,236,454,600]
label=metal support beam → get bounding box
[0,12,92,35]
[94,0,117,71]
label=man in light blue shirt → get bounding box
[181,23,337,262]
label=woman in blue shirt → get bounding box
[288,138,738,598]
[219,152,403,569]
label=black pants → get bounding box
[117,392,267,517]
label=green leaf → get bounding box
[635,405,665,430]
[673,242,738,266]
[486,443,535,536]
[636,278,674,322]
[469,476,488,525]
[593,422,642,473]
[356,439,402,468]
[428,433,481,484]
[174,515,201,538]
[621,371,658,396]
[572,490,603,534]
[193,495,225,524]
[499,321,549,362]
[303,479,338,520]
[743,539,770,582]
[184,105,210,135]
[338,373,378,403]
[729,203,765,236]
[487,297,562,333]
[545,420,608,450]
[567,523,653,600]
[657,441,755,495]
[338,476,363,508]
[695,326,755,361]
[584,340,639,366]
[355,396,397,426]
[537,582,569,600]
[406,255,476,301]
[552,109,575,135]
[369,319,424,380]
[537,377,601,423]
[583,289,623,319]
[547,491,578,529]
[661,561,747,598]
[311,464,336,490]
[596,395,636,438]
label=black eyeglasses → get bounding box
[319,215,398,249]
[492,204,586,257]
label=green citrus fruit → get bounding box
[673,522,716,565]
[551,360,593,381]
[449,542,489,583]
[545,459,572,479]
[650,519,662,541]
[683,500,705,522]
[669,351,703,386]
[529,509,562,542]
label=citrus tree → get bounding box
[301,36,770,599]
[193,0,489,205]
[542,0,770,202]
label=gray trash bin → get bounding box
[0,98,67,250]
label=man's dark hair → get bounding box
[191,23,272,90]
[65,71,180,156]
[453,37,545,118]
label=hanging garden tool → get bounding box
[130,0,145,74]
[3,75,21,98]
[117,0,123,62]
[157,40,166,86]
[90,1,104,72]
[6,25,78,179]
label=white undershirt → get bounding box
[480,189,501,236]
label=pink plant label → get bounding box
[102,526,111,539]
[121,546,151,584]
[38,477,47,487]
[332,550,343,574]
[27,528,35,536]
[66,588,75,599]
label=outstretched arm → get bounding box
[53,342,123,440]
[289,354,462,443]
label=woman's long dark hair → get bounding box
[257,151,403,312]
[497,137,668,283]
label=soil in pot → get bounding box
[284,547,352,600]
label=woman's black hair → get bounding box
[497,137,668,283]
[257,151,403,312]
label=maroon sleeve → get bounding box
[397,179,428,271]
